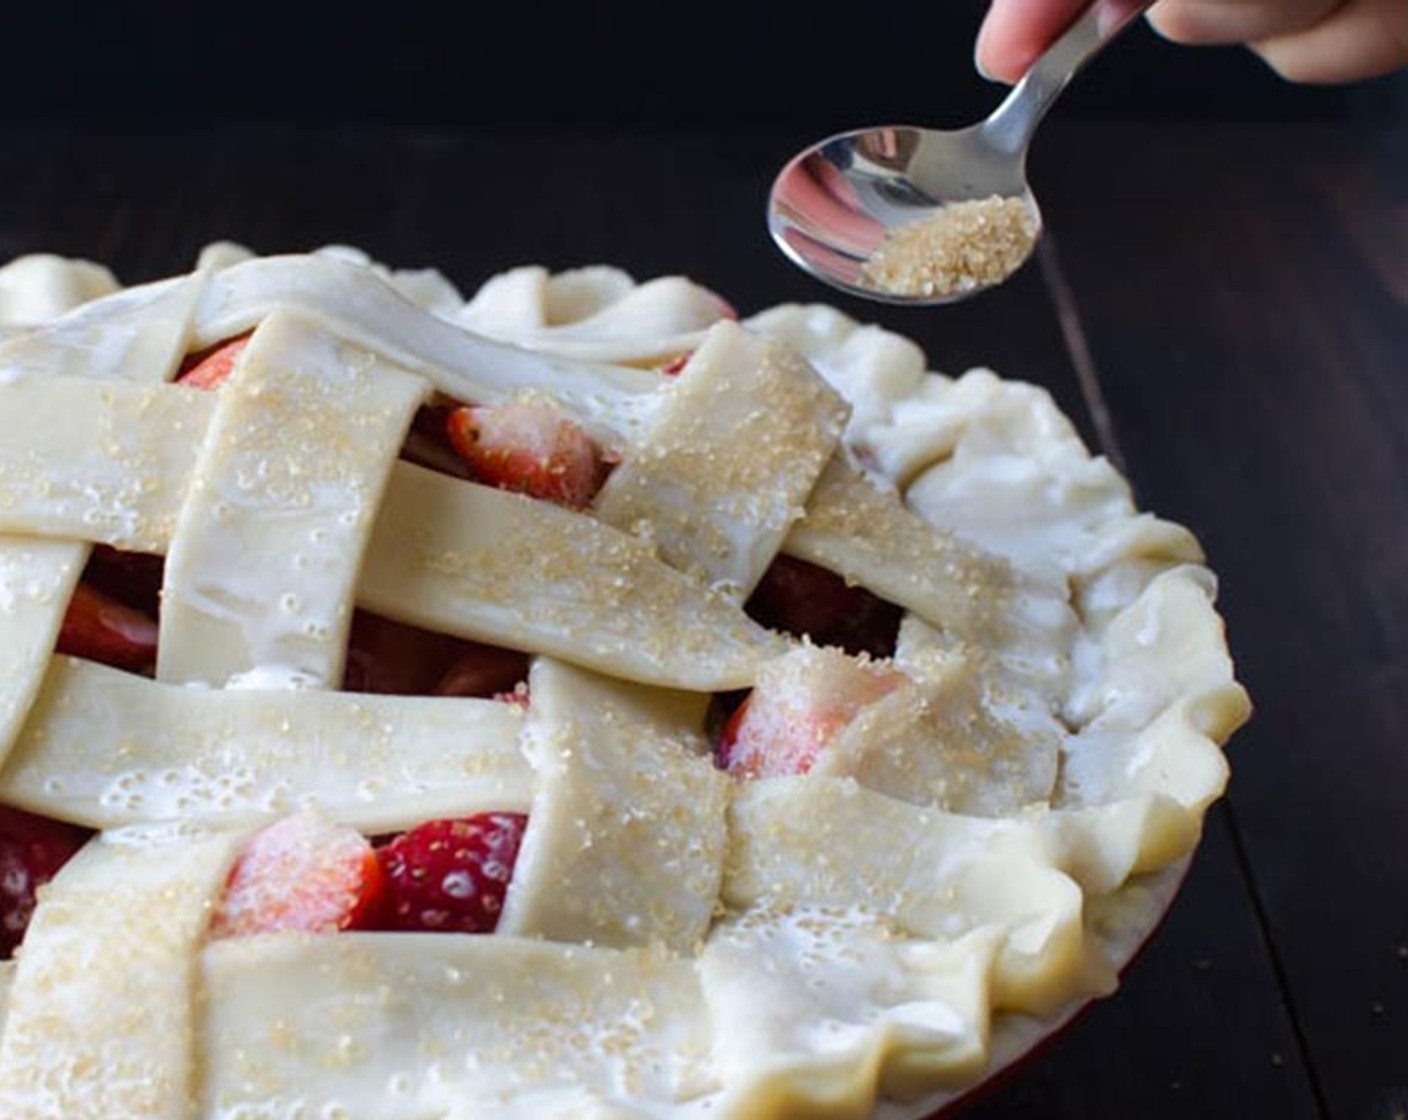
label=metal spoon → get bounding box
[767,0,1153,305]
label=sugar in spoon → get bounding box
[767,0,1154,305]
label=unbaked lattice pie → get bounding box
[0,243,1248,1119]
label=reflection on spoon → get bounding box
[767,0,1154,306]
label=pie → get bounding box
[0,242,1249,1119]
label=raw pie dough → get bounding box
[0,245,1249,1119]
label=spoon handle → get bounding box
[981,0,1155,156]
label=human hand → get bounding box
[976,0,1408,84]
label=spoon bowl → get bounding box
[768,123,1041,305]
[768,0,1152,305]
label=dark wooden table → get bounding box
[2,120,1404,1119]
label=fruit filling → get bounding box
[745,554,903,660]
[176,332,613,509]
[716,646,903,778]
[445,400,609,509]
[208,811,529,941]
[175,332,252,389]
[55,582,159,674]
[208,811,385,939]
[402,398,474,479]
[54,577,532,700]
[0,807,92,959]
[82,544,165,617]
[0,755,530,953]
[375,813,527,935]
[659,351,692,376]
[342,610,530,698]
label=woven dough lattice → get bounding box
[0,246,1249,1120]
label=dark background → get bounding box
[3,2,1406,130]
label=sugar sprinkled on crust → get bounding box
[0,247,1249,1120]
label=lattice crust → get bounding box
[595,320,847,599]
[785,454,1018,647]
[498,658,726,951]
[0,541,84,756]
[0,249,1251,1120]
[0,272,203,383]
[0,826,244,1120]
[0,258,201,779]
[201,931,716,1119]
[158,311,429,689]
[189,255,665,446]
[0,371,787,696]
[356,463,787,691]
[0,657,533,832]
[812,646,1064,816]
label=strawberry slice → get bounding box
[82,545,164,618]
[660,351,692,376]
[0,807,91,958]
[342,610,526,699]
[745,554,903,659]
[343,610,467,696]
[401,399,474,479]
[374,813,527,934]
[175,332,251,390]
[432,642,531,699]
[494,684,531,709]
[446,401,605,509]
[56,583,159,673]
[209,811,384,939]
[716,647,902,778]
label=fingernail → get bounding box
[973,9,1000,82]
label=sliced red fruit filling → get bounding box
[0,801,528,951]
[82,544,164,618]
[0,807,92,958]
[210,812,529,940]
[493,683,531,709]
[343,610,529,699]
[56,583,159,674]
[57,550,528,702]
[176,334,611,508]
[175,332,252,389]
[209,811,385,939]
[659,351,692,376]
[402,398,474,479]
[446,401,607,509]
[0,806,530,950]
[745,554,903,660]
[376,813,527,934]
[54,583,530,700]
[433,645,534,699]
[716,647,902,778]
